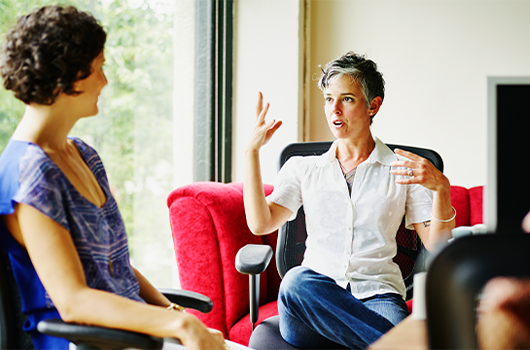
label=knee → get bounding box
[279,266,311,296]
[278,266,307,314]
[278,266,320,306]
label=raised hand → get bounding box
[389,148,450,193]
[247,92,282,153]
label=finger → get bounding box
[394,148,425,161]
[390,160,416,168]
[259,102,270,120]
[394,177,420,185]
[255,92,263,118]
[261,119,282,145]
[268,119,282,132]
[390,168,414,177]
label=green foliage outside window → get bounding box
[0,0,176,286]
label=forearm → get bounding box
[243,149,274,234]
[424,186,455,251]
[60,287,203,343]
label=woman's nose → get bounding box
[332,101,341,115]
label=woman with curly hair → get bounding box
[0,5,238,350]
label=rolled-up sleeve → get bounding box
[404,184,433,229]
[266,158,303,221]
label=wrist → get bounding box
[167,302,186,312]
[433,177,451,194]
[173,313,204,345]
[245,147,260,157]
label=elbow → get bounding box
[423,230,453,253]
[248,223,272,236]
[56,301,80,323]
[247,217,277,236]
[53,290,90,324]
[246,215,274,236]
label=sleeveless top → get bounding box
[0,137,143,349]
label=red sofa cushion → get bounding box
[469,186,484,226]
[451,185,471,227]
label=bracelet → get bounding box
[431,206,456,223]
[167,302,186,312]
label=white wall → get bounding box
[307,0,530,188]
[232,0,305,185]
[173,0,195,189]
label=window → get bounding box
[1,0,229,288]
[1,0,233,288]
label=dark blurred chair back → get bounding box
[426,234,530,349]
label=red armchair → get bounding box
[167,182,281,346]
[167,182,484,346]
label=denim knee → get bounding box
[279,266,311,298]
[280,266,309,286]
[278,266,313,308]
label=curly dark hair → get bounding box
[0,5,107,105]
[318,52,385,123]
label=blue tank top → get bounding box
[0,138,143,349]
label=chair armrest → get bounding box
[158,288,213,313]
[37,318,164,349]
[235,244,273,328]
[235,244,273,275]
[37,290,212,348]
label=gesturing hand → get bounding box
[390,148,450,193]
[247,92,282,153]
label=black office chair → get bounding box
[236,141,444,350]
[0,249,213,349]
[426,233,530,350]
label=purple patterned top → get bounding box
[0,137,143,349]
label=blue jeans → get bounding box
[278,266,410,349]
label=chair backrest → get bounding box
[275,142,444,300]
[0,250,33,349]
[426,234,530,349]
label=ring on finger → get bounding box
[407,168,413,177]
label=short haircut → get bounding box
[318,51,385,109]
[0,5,107,105]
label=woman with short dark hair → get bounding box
[244,51,455,348]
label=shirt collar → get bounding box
[318,136,397,167]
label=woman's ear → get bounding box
[72,79,85,94]
[369,96,383,116]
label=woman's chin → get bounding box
[81,108,99,118]
[329,127,346,139]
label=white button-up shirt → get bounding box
[267,137,433,300]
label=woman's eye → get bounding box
[344,97,353,102]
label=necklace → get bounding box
[339,160,357,195]
[338,160,356,175]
